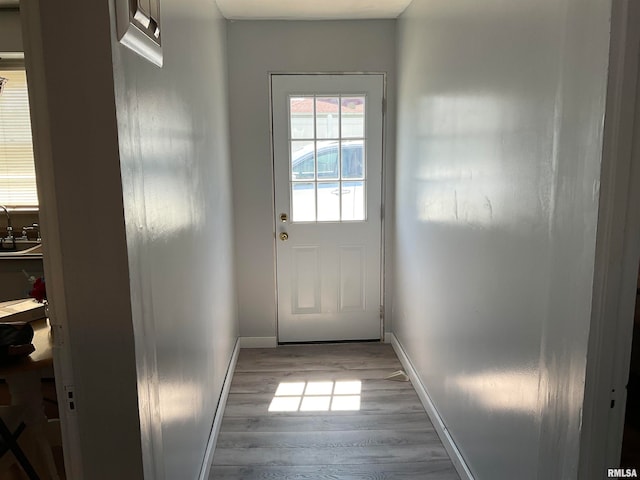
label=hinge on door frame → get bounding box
[380,305,384,319]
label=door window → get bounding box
[289,96,366,222]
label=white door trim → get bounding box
[580,0,640,476]
[269,72,387,344]
[19,2,84,477]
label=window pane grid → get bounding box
[289,94,366,223]
[269,381,362,412]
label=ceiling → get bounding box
[0,0,411,19]
[215,0,411,20]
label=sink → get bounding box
[0,242,43,258]
[0,239,41,252]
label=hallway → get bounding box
[210,343,459,479]
[3,0,632,476]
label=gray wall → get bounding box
[0,9,21,52]
[394,0,611,478]
[0,258,44,302]
[20,0,236,478]
[110,0,237,478]
[21,1,144,476]
[227,20,396,339]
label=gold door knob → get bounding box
[279,232,289,241]
[280,213,288,223]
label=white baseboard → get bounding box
[239,336,277,348]
[198,337,240,480]
[388,333,475,480]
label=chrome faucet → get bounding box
[0,205,15,249]
[21,223,41,241]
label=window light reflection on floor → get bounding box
[300,395,331,411]
[305,381,334,395]
[274,382,305,396]
[268,380,362,412]
[269,396,301,412]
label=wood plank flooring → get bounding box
[210,343,460,479]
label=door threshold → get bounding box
[278,339,382,346]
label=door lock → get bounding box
[280,213,288,223]
[279,232,289,241]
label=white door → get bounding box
[272,74,384,343]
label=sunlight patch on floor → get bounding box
[268,380,362,412]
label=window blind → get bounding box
[0,69,38,207]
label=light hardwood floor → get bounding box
[210,343,460,479]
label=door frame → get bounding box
[268,72,388,344]
[19,2,84,477]
[579,0,640,476]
